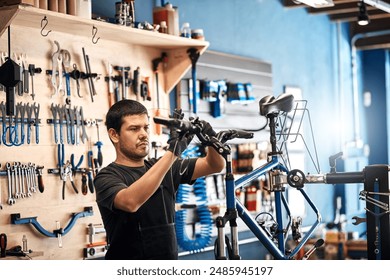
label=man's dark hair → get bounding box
[105,99,149,133]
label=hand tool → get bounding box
[22,164,32,198]
[13,52,23,96]
[65,106,71,144]
[0,51,21,116]
[51,41,61,96]
[70,63,82,98]
[28,64,41,100]
[22,53,29,94]
[0,233,7,258]
[82,47,97,102]
[15,162,25,198]
[58,105,65,144]
[59,49,72,104]
[79,106,88,143]
[11,163,20,200]
[352,216,366,225]
[152,52,168,135]
[50,103,59,143]
[25,103,33,144]
[87,139,95,193]
[58,144,79,199]
[6,162,15,205]
[70,153,84,176]
[95,121,103,166]
[106,62,114,106]
[302,238,324,260]
[81,171,88,195]
[36,166,45,193]
[16,102,25,145]
[32,102,40,144]
[187,48,200,114]
[113,65,131,100]
[69,106,76,145]
[75,106,81,145]
[133,66,140,100]
[28,163,37,193]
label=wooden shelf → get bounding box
[0,4,209,93]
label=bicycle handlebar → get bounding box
[153,116,201,134]
[153,116,254,146]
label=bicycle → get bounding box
[154,92,390,260]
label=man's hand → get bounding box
[167,108,193,156]
[200,120,216,137]
[167,132,191,157]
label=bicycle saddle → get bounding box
[259,93,294,116]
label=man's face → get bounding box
[111,114,150,161]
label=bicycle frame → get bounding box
[214,93,322,260]
[233,155,321,259]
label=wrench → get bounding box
[352,216,366,225]
[51,41,61,96]
[17,162,26,198]
[6,163,15,205]
[27,163,36,193]
[23,164,32,198]
[11,163,20,200]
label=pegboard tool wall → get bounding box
[0,24,170,259]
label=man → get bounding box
[94,99,225,260]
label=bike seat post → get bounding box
[268,114,278,155]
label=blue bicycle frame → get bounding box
[214,93,322,260]
[232,155,321,259]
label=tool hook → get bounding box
[40,16,52,37]
[91,26,100,45]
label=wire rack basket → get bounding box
[274,99,320,173]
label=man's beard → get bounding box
[119,142,149,161]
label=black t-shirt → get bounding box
[94,157,197,260]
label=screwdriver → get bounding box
[95,122,103,166]
[0,233,7,258]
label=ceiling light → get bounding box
[292,0,334,8]
[357,0,370,26]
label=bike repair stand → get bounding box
[212,139,241,260]
[363,165,390,260]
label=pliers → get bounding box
[58,144,79,200]
[70,153,84,175]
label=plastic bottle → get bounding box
[180,22,191,38]
[160,21,168,34]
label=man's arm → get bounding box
[191,146,225,180]
[114,151,177,213]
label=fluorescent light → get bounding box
[293,0,334,8]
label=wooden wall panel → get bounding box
[0,24,171,259]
